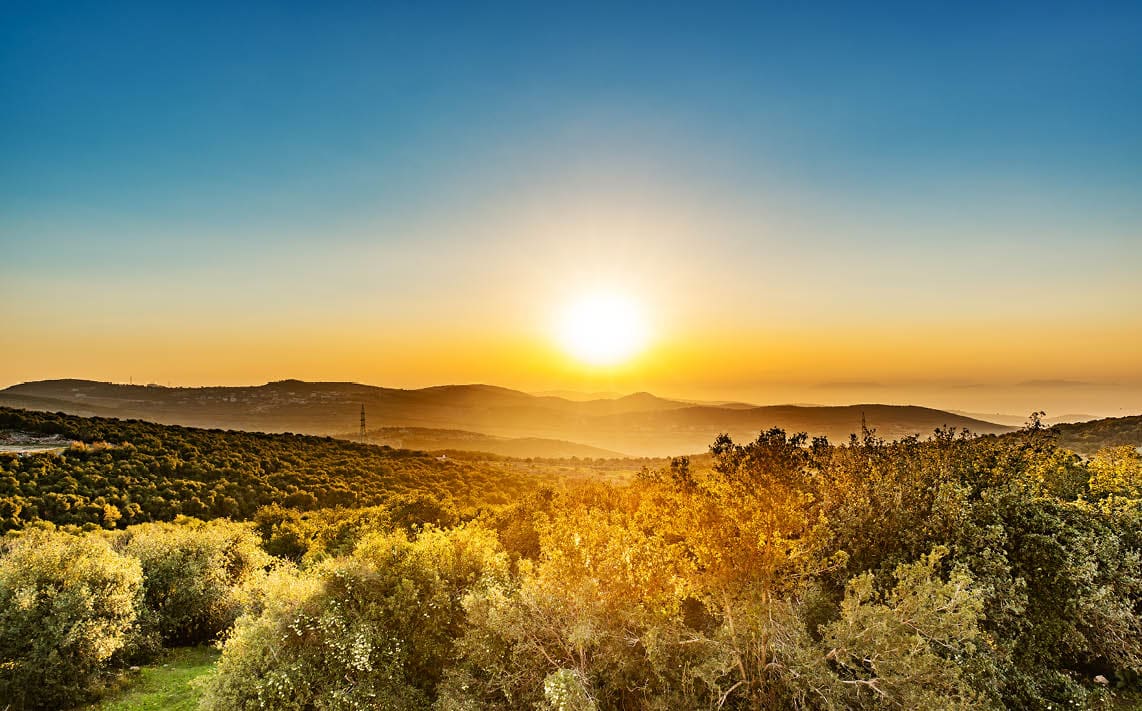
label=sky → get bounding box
[2,1,1141,416]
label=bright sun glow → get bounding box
[558,292,648,366]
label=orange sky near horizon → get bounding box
[4,303,1141,418]
[5,182,1140,413]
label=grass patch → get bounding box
[84,647,220,711]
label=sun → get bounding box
[557,291,648,366]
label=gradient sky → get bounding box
[2,1,1141,415]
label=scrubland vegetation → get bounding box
[0,408,546,532]
[1,409,1140,709]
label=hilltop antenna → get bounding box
[359,404,367,443]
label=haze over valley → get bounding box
[0,378,1025,457]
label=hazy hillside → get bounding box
[1050,414,1142,456]
[949,410,1097,427]
[0,379,1014,456]
[347,427,626,459]
[586,403,1017,454]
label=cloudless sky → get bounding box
[2,1,1141,414]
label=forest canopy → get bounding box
[0,407,551,532]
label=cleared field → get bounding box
[0,430,69,455]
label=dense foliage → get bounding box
[113,519,270,648]
[204,425,1142,710]
[0,530,142,709]
[200,526,509,710]
[0,409,1139,709]
[0,407,544,532]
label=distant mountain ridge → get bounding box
[0,379,1016,457]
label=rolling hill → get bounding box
[0,379,1015,457]
[348,427,627,459]
[1049,414,1142,456]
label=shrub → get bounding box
[115,518,270,647]
[199,524,509,710]
[0,529,142,710]
[543,669,598,711]
[818,548,995,710]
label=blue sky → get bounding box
[5,1,1139,236]
[2,1,1140,412]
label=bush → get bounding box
[0,529,142,710]
[115,518,270,647]
[818,548,994,710]
[199,524,509,710]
